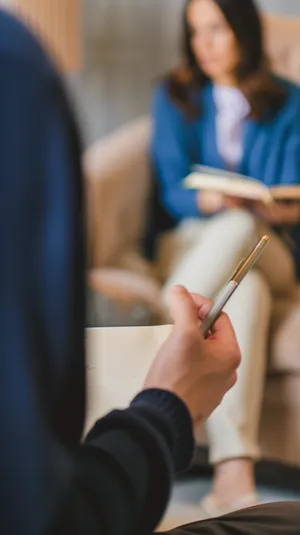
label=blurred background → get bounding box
[2,0,299,144]
[1,1,300,527]
[71,0,300,143]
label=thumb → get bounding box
[168,285,199,330]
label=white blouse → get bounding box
[213,85,250,170]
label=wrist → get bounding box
[131,389,195,472]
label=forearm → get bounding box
[51,390,194,535]
[254,201,300,226]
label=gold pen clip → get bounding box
[231,235,270,285]
[230,258,246,282]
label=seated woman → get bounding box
[151,0,300,519]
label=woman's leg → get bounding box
[206,270,272,507]
[162,208,296,513]
[204,228,296,511]
[165,209,257,298]
[160,209,263,508]
[162,209,295,301]
[162,208,257,300]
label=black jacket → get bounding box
[0,11,194,535]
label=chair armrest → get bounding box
[83,116,152,268]
[270,287,300,374]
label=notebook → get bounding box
[184,166,300,204]
[85,325,172,432]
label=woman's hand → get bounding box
[223,196,250,209]
[144,286,241,427]
[253,201,300,226]
[197,191,224,214]
[197,191,249,215]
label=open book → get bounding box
[184,166,300,204]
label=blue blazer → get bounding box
[151,78,300,274]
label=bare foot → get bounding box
[211,458,257,508]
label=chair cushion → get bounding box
[263,14,300,85]
[84,117,151,269]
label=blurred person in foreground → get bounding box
[0,8,299,535]
[151,0,300,516]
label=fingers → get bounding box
[227,371,238,391]
[169,290,239,361]
[190,293,213,320]
[168,286,199,330]
[211,311,238,346]
[184,293,238,350]
[224,196,240,208]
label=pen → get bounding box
[201,235,270,338]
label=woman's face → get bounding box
[187,0,240,84]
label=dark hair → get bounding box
[167,0,285,119]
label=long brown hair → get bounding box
[167,0,285,119]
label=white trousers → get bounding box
[159,209,295,464]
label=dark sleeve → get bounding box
[151,84,200,220]
[0,20,194,535]
[57,390,194,535]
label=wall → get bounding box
[3,1,299,144]
[70,0,184,145]
[258,0,300,16]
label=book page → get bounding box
[85,325,172,433]
[185,167,300,202]
[184,171,274,204]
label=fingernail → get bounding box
[172,285,185,294]
[201,304,212,317]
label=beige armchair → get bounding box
[84,14,300,467]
